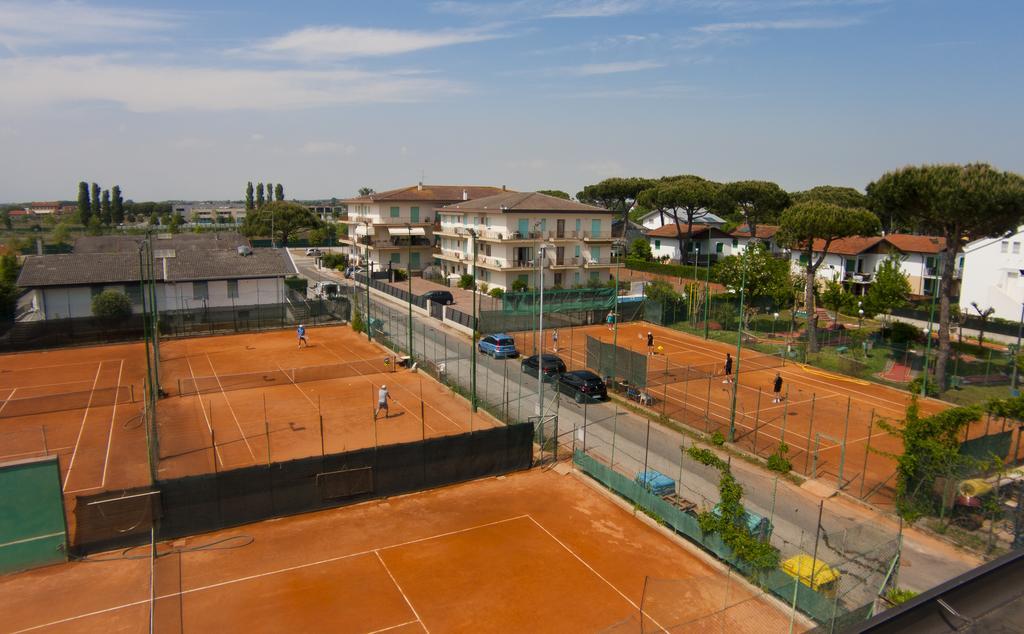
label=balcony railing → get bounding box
[843,272,873,284]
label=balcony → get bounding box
[843,272,873,284]
[436,250,467,262]
[349,215,434,227]
[581,231,614,242]
[583,257,622,268]
[550,256,581,269]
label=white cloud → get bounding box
[251,25,502,61]
[694,16,863,33]
[431,0,648,19]
[300,141,356,155]
[0,56,466,112]
[573,60,665,75]
[0,1,181,50]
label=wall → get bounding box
[161,278,286,312]
[960,233,1024,321]
[39,284,147,319]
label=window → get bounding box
[517,219,529,236]
[410,207,419,223]
[193,281,209,300]
[517,274,529,285]
[390,206,400,218]
[732,238,739,248]
[1014,242,1021,254]
[574,245,581,258]
[715,242,723,254]
[390,253,401,264]
[410,252,421,268]
[574,271,581,285]
[575,219,581,234]
[1002,241,1009,253]
[958,256,964,269]
[539,219,547,234]
[654,240,661,249]
[589,272,600,283]
[799,254,809,265]
[591,220,601,237]
[846,258,856,272]
[923,278,935,295]
[591,247,601,262]
[227,280,239,299]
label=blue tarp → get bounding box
[635,470,675,496]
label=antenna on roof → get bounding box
[418,170,424,191]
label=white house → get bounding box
[637,208,727,231]
[645,224,734,263]
[435,191,620,291]
[729,225,787,257]
[17,234,296,320]
[340,184,507,274]
[959,228,1024,321]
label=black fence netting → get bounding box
[178,357,396,396]
[0,385,136,418]
[74,424,533,551]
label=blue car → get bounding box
[478,333,518,358]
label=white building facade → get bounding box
[435,192,621,291]
[959,228,1024,321]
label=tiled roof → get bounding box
[882,234,947,254]
[17,248,295,287]
[73,232,248,253]
[810,236,884,256]
[731,224,780,239]
[645,223,730,239]
[343,185,510,204]
[441,191,608,214]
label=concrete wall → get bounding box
[960,231,1024,321]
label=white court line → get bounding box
[366,620,421,634]
[204,354,257,463]
[0,386,17,416]
[185,356,224,468]
[374,551,429,633]
[320,341,448,434]
[525,514,669,632]
[62,362,104,492]
[101,359,125,487]
[12,514,530,633]
[0,446,73,462]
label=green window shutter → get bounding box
[410,207,419,222]
[390,252,401,264]
[410,252,421,268]
[518,219,529,236]
[715,242,723,254]
[574,245,581,257]
[575,219,581,233]
[592,247,601,261]
[390,206,400,218]
[591,220,601,237]
[574,271,580,285]
[654,240,660,249]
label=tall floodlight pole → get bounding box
[703,242,711,340]
[469,228,478,412]
[613,243,621,350]
[728,241,748,442]
[921,259,942,396]
[536,222,548,419]
[406,222,413,356]
[364,220,372,342]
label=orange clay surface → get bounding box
[514,322,1016,507]
[155,326,499,479]
[0,468,805,633]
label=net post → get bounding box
[860,408,875,499]
[805,394,816,475]
[265,415,271,466]
[419,377,426,441]
[319,414,325,458]
[211,413,218,475]
[132,384,136,403]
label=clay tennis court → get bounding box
[512,321,989,506]
[155,326,499,479]
[0,342,150,505]
[1,468,806,633]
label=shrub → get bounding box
[885,587,919,606]
[710,431,726,446]
[320,252,347,269]
[511,279,529,292]
[886,321,922,345]
[457,273,475,290]
[629,237,653,261]
[489,287,505,299]
[351,309,364,333]
[285,276,308,293]
[91,290,132,320]
[477,281,489,293]
[393,268,408,282]
[767,442,791,474]
[908,376,939,397]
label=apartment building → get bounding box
[434,191,620,291]
[340,184,507,273]
[959,227,1024,321]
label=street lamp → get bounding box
[406,222,413,358]
[363,220,372,342]
[858,308,864,330]
[728,245,748,442]
[468,228,478,412]
[772,312,779,338]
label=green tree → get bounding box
[576,177,656,227]
[100,189,111,224]
[790,185,867,210]
[820,278,855,320]
[308,223,337,246]
[77,181,91,225]
[267,182,275,202]
[537,189,570,200]
[643,279,681,303]
[713,242,795,325]
[717,180,790,243]
[245,181,255,210]
[629,237,653,261]
[52,221,73,246]
[457,273,475,290]
[85,215,103,236]
[274,183,284,201]
[168,212,183,234]
[256,182,265,208]
[91,290,132,320]
[867,163,1024,391]
[639,176,720,259]
[358,187,375,197]
[864,253,911,320]
[969,302,996,348]
[241,200,321,246]
[1,210,11,230]
[777,201,881,352]
[90,183,101,223]
[111,185,124,224]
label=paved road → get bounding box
[291,250,981,595]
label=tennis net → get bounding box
[178,357,397,396]
[646,351,785,387]
[0,385,135,418]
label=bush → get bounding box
[393,268,408,282]
[908,376,939,397]
[885,321,922,345]
[457,273,475,290]
[488,287,504,299]
[767,442,791,473]
[351,309,364,333]
[284,276,308,293]
[885,587,918,606]
[511,278,528,292]
[710,431,725,446]
[320,252,347,270]
[91,290,132,320]
[477,281,488,293]
[629,237,653,261]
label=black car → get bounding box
[422,290,454,305]
[520,354,566,381]
[555,370,608,404]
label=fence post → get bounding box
[642,419,651,481]
[704,376,712,432]
[780,386,790,445]
[805,394,816,476]
[810,500,824,592]
[610,406,618,469]
[682,365,691,426]
[839,396,851,489]
[860,409,876,499]
[752,387,762,454]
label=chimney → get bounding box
[462,189,468,201]
[418,181,423,191]
[502,184,506,191]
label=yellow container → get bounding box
[781,555,841,593]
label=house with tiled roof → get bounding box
[339,183,509,274]
[17,233,296,320]
[434,191,619,291]
[730,224,786,257]
[644,224,734,263]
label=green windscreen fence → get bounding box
[959,430,1013,463]
[0,456,67,574]
[501,287,616,314]
[585,335,649,386]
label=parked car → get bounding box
[344,266,366,279]
[555,370,607,403]
[520,354,566,381]
[308,281,340,298]
[422,290,454,305]
[305,248,323,256]
[478,333,518,358]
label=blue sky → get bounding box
[0,0,1021,202]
